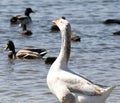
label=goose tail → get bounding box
[103,85,115,99]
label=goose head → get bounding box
[52,18,70,32]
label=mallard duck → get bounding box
[5,40,47,59]
[19,23,32,36]
[103,19,120,24]
[10,8,34,24]
[47,18,115,103]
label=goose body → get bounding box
[47,18,115,103]
[10,8,34,24]
[5,40,47,59]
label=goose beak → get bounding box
[52,19,60,25]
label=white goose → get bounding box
[47,18,115,103]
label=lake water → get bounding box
[0,0,120,103]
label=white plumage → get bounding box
[47,18,115,103]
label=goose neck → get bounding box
[57,25,71,65]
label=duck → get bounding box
[103,19,120,24]
[50,24,60,32]
[5,40,47,59]
[19,23,32,36]
[71,34,81,42]
[47,18,115,103]
[44,57,57,64]
[10,8,34,24]
[113,31,120,35]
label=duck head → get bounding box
[25,8,34,16]
[5,40,16,58]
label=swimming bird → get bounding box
[103,19,120,24]
[10,8,34,24]
[71,34,81,42]
[44,57,57,64]
[19,23,32,36]
[5,40,47,59]
[113,31,120,35]
[47,18,115,103]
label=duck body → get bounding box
[5,40,47,59]
[44,57,57,64]
[21,30,32,35]
[10,15,32,24]
[15,49,47,59]
[113,31,120,35]
[19,23,32,36]
[103,19,120,24]
[71,34,81,42]
[47,18,115,103]
[10,8,34,24]
[50,25,60,32]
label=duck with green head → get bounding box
[5,40,47,59]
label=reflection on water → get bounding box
[0,0,120,103]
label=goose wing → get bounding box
[59,70,105,96]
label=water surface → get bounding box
[0,0,120,103]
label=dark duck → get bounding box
[103,19,120,24]
[10,8,34,24]
[19,23,32,36]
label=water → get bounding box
[0,0,120,103]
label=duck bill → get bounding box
[4,44,8,50]
[32,10,36,13]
